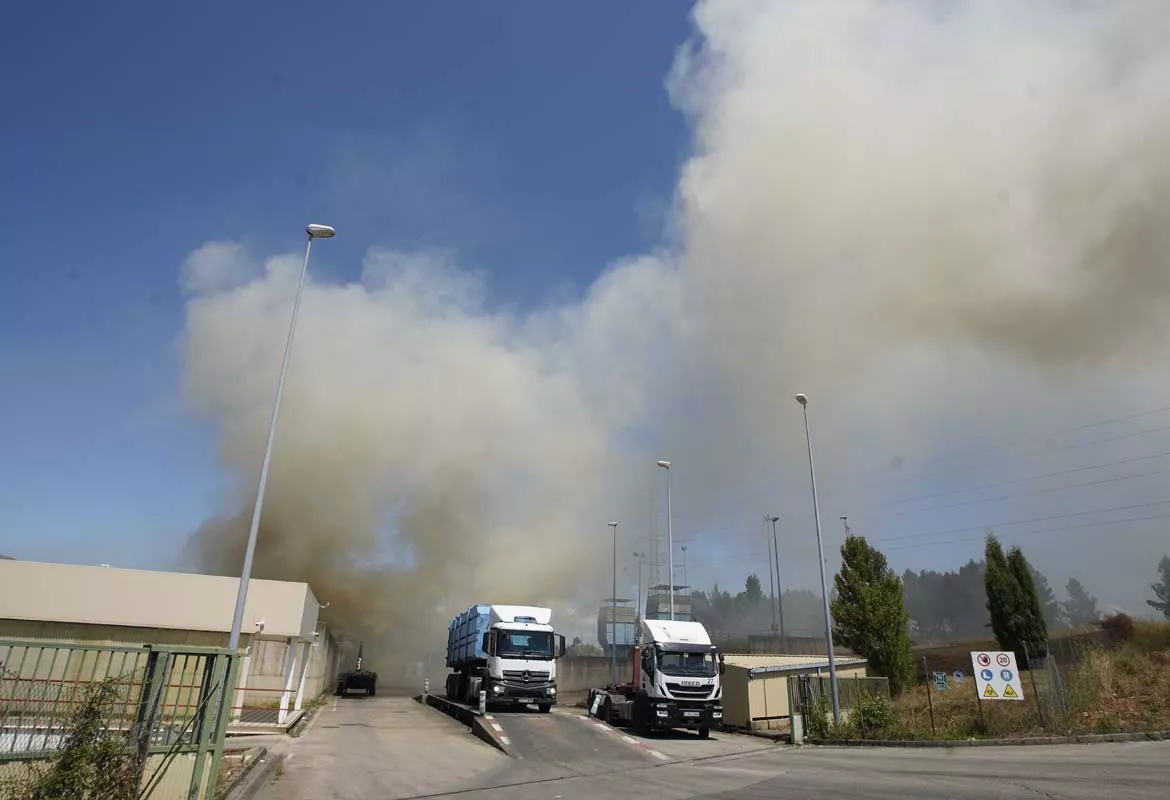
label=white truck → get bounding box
[588,618,724,738]
[444,603,567,713]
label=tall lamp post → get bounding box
[228,223,336,652]
[608,521,619,688]
[655,460,674,620]
[795,393,840,729]
[681,545,688,588]
[632,551,645,623]
[768,515,786,647]
[764,515,778,634]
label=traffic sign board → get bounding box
[953,669,964,684]
[932,671,948,692]
[969,650,1024,701]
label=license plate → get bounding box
[517,698,534,704]
[683,710,700,717]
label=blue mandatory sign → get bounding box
[953,669,964,683]
[1000,669,1014,681]
[980,669,994,682]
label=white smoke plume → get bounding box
[181,0,1170,664]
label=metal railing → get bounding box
[0,639,239,799]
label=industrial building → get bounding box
[0,559,343,731]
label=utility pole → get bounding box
[764,515,777,635]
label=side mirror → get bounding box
[719,661,726,676]
[481,632,493,656]
[557,634,566,658]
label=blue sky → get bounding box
[0,1,693,568]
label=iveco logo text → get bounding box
[680,680,705,687]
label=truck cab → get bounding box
[635,619,724,737]
[480,606,566,711]
[446,604,566,713]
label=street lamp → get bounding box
[681,545,688,588]
[609,521,618,688]
[764,515,778,634]
[227,223,336,652]
[632,551,645,623]
[656,460,674,620]
[795,392,840,729]
[769,515,786,648]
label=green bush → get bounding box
[851,693,899,739]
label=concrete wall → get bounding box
[556,654,633,698]
[0,559,319,641]
[242,628,341,704]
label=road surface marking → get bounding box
[490,723,503,732]
[649,750,669,761]
[621,735,637,744]
[500,736,511,746]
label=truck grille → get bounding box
[503,669,550,682]
[666,682,714,699]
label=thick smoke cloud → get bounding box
[181,0,1170,667]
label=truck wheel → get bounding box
[698,726,710,739]
[367,685,375,697]
[538,704,551,714]
[601,696,613,725]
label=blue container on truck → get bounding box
[444,604,567,712]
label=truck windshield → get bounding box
[497,630,554,659]
[657,650,717,677]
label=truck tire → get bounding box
[698,726,710,739]
[601,696,613,725]
[538,703,552,714]
[335,679,346,697]
[367,684,376,697]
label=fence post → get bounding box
[131,648,170,789]
[922,657,935,736]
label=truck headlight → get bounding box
[492,684,505,695]
[547,687,556,696]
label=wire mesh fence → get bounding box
[0,640,239,800]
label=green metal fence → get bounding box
[0,639,239,799]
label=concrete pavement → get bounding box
[253,695,506,800]
[251,696,1170,799]
[457,739,1170,799]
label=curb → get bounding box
[807,730,1170,748]
[222,747,286,800]
[414,694,514,757]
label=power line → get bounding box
[886,402,1170,472]
[870,498,1170,545]
[863,465,1170,519]
[882,510,1170,552]
[874,449,1170,516]
[861,420,1170,497]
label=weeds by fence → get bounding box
[0,640,238,800]
[814,618,1170,741]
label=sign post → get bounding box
[932,672,948,692]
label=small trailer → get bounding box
[335,642,378,697]
[588,619,724,738]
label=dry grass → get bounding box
[838,621,1170,741]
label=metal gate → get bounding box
[0,639,239,799]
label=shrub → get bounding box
[805,692,831,740]
[852,692,898,738]
[1101,612,1135,645]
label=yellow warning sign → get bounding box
[983,684,998,698]
[1003,684,1019,698]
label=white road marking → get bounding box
[649,750,670,761]
[621,736,637,744]
[491,723,503,732]
[500,736,511,746]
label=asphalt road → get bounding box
[254,697,1170,799]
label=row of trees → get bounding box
[901,562,1108,639]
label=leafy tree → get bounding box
[830,535,914,695]
[984,535,1017,648]
[1030,567,1067,631]
[1007,546,1049,659]
[1148,556,1170,620]
[744,574,764,605]
[984,535,1046,668]
[1063,577,1099,627]
[901,560,991,641]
